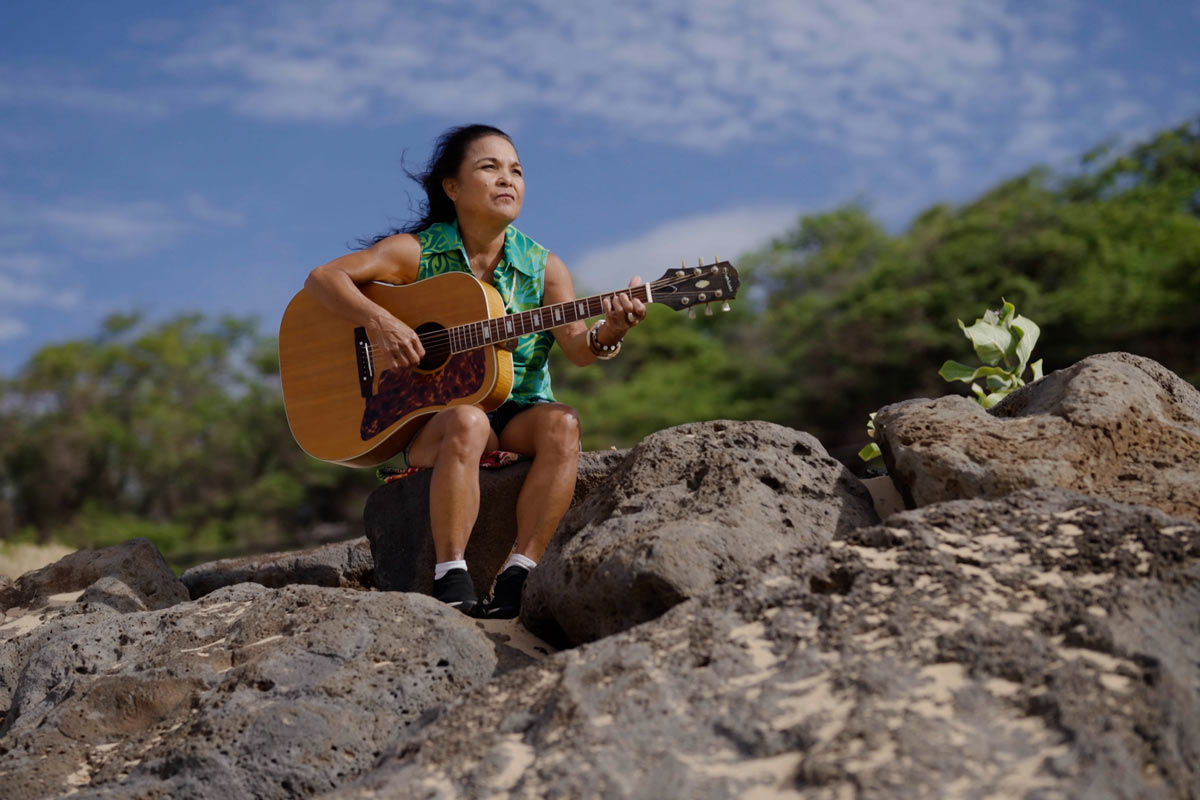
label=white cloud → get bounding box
[0,273,80,309]
[1104,100,1147,128]
[185,194,246,228]
[0,190,249,270]
[0,253,53,276]
[0,68,170,117]
[0,317,28,343]
[143,0,1171,192]
[567,205,800,293]
[1007,120,1064,157]
[41,202,185,260]
[5,1,1190,207]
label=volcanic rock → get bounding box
[325,489,1200,799]
[874,352,1200,522]
[0,538,187,614]
[521,420,880,646]
[180,537,375,600]
[0,583,497,799]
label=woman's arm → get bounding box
[545,253,645,366]
[304,234,425,370]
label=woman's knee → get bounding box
[439,405,492,456]
[537,404,581,455]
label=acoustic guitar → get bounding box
[279,260,740,467]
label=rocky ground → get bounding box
[1,352,1197,799]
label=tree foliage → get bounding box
[0,313,374,566]
[557,117,1200,460]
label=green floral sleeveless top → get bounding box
[416,220,556,405]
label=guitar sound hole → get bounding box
[415,322,452,372]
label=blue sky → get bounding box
[2,0,1198,374]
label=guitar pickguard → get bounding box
[359,349,488,440]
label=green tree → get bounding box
[740,117,1200,459]
[0,313,374,566]
[551,299,760,450]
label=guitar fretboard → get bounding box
[437,285,652,353]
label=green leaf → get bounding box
[985,373,1010,391]
[998,299,1016,327]
[857,442,882,461]
[1011,314,1041,375]
[958,318,1013,366]
[939,359,978,382]
[1031,359,1044,381]
[939,361,1011,384]
[979,390,1008,409]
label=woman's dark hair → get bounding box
[357,124,514,248]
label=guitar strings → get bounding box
[359,273,731,360]
[359,289,730,360]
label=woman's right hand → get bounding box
[367,312,425,371]
[304,233,425,372]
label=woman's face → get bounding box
[443,135,524,226]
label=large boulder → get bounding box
[325,489,1200,799]
[180,537,375,600]
[0,583,497,799]
[875,352,1200,522]
[521,420,880,646]
[0,538,188,614]
[364,450,625,600]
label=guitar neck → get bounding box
[439,284,653,353]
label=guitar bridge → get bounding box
[354,327,374,398]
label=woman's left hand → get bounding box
[601,276,646,338]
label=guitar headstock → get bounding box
[649,260,741,315]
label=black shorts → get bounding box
[486,399,543,438]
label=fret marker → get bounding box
[577,302,585,316]
[554,307,562,322]
[506,319,514,334]
[483,324,491,340]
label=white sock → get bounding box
[503,553,537,572]
[434,559,468,580]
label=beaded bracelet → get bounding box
[588,321,622,360]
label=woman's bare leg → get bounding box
[498,403,581,561]
[406,405,498,562]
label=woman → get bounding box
[305,124,645,618]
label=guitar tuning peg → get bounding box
[681,259,687,269]
[697,257,703,267]
[688,307,696,319]
[705,303,714,316]
[721,301,731,312]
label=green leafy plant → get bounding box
[939,299,1044,408]
[858,299,1046,463]
[857,413,881,462]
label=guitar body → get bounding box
[279,271,513,467]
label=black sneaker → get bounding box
[432,568,481,616]
[484,565,529,619]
